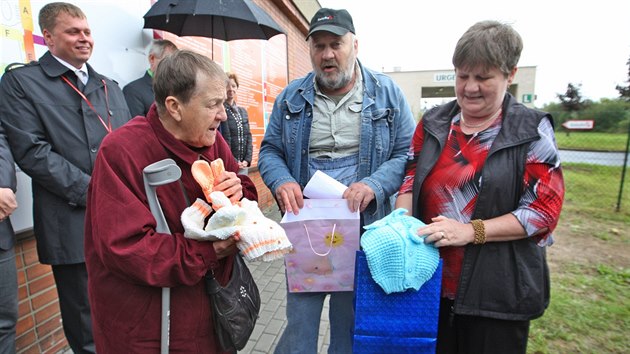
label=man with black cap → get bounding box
[259,8,415,354]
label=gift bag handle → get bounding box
[304,224,336,256]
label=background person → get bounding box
[395,20,565,353]
[0,120,18,354]
[258,8,415,354]
[85,50,257,352]
[220,72,253,174]
[0,3,131,353]
[123,39,178,118]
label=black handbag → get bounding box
[205,253,261,352]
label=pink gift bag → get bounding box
[280,199,360,292]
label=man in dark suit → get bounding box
[0,3,131,353]
[123,39,178,117]
[0,120,18,354]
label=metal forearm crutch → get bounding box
[143,158,182,354]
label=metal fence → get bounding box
[556,136,630,213]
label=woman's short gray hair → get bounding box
[452,20,523,77]
[153,50,227,112]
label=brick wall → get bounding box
[250,169,275,210]
[256,0,313,79]
[247,0,314,206]
[15,236,68,353]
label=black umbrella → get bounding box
[143,0,285,40]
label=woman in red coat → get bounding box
[84,50,257,353]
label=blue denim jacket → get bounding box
[259,62,415,225]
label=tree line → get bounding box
[544,56,630,133]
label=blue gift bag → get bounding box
[353,250,442,353]
[353,335,436,354]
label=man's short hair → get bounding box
[149,39,178,60]
[39,2,86,33]
[153,50,227,112]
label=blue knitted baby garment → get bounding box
[360,208,439,294]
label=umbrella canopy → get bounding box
[143,0,285,40]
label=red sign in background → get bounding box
[160,32,288,167]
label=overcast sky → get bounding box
[317,0,630,106]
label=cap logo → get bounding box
[307,9,355,39]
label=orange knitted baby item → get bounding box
[191,158,226,207]
[185,158,293,262]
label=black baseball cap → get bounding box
[306,8,355,40]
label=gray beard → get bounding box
[315,59,356,92]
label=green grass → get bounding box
[528,264,630,353]
[555,132,629,152]
[527,162,630,353]
[561,163,630,222]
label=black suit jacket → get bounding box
[0,120,16,250]
[123,71,154,118]
[0,51,132,264]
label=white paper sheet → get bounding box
[281,199,358,223]
[303,170,348,199]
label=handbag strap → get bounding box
[304,223,336,257]
[205,253,241,292]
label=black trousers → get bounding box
[437,298,530,354]
[52,263,96,354]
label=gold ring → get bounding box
[440,231,445,240]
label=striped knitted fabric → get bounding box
[181,193,292,262]
[181,198,214,240]
[360,208,439,294]
[231,198,292,262]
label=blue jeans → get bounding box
[275,154,359,354]
[308,154,359,188]
[0,247,17,354]
[275,291,354,354]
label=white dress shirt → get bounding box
[51,54,89,85]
